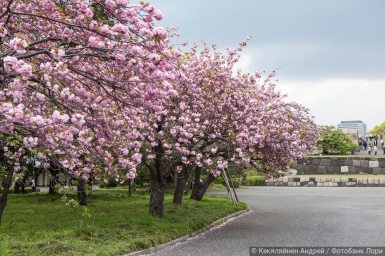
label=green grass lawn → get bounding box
[0,188,247,256]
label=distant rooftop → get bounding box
[340,120,364,123]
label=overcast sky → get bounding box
[149,0,385,131]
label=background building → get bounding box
[337,120,367,138]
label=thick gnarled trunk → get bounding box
[77,179,88,206]
[149,175,165,217]
[190,167,216,201]
[173,165,193,204]
[148,129,166,217]
[0,163,15,225]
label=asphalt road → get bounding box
[145,187,385,256]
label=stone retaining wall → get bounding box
[295,157,385,175]
[266,177,385,187]
[266,157,385,187]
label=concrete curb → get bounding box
[124,208,249,256]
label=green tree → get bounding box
[317,126,358,154]
[369,122,385,137]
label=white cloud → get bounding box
[276,78,385,130]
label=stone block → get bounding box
[375,179,379,185]
[341,166,349,173]
[312,159,320,165]
[361,160,369,168]
[282,177,289,182]
[379,179,385,184]
[337,159,346,166]
[369,161,379,168]
[355,166,364,173]
[288,181,293,186]
[364,167,372,174]
[309,165,317,173]
[341,178,348,182]
[334,178,341,182]
[348,166,357,173]
[363,178,368,184]
[353,159,361,166]
[373,168,381,175]
[357,178,362,184]
[320,159,331,167]
[318,166,326,174]
[345,159,353,166]
[368,178,375,184]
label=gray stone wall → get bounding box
[266,177,385,187]
[295,157,385,175]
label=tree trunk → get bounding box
[48,167,59,195]
[0,163,15,225]
[77,179,87,206]
[48,178,56,194]
[190,168,216,201]
[149,175,165,217]
[148,125,167,217]
[128,179,133,197]
[173,166,192,204]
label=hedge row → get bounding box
[215,175,266,187]
[244,176,266,186]
[0,186,41,194]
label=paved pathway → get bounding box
[355,144,385,156]
[145,187,385,256]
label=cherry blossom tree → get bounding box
[175,42,321,201]
[0,0,321,221]
[0,0,181,220]
[138,38,320,206]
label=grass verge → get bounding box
[0,189,247,256]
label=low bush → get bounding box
[214,177,223,184]
[222,179,240,188]
[1,186,41,194]
[244,176,266,186]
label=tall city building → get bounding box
[337,120,367,138]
